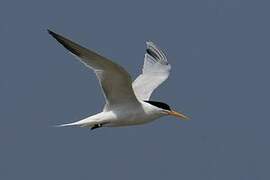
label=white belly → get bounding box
[105,103,163,127]
[73,101,164,128]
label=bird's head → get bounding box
[144,101,189,120]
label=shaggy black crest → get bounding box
[144,101,171,111]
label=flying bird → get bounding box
[48,30,188,130]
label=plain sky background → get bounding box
[1,0,269,179]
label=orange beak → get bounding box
[167,110,189,120]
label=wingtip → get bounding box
[47,28,53,34]
[47,29,57,37]
[47,29,83,57]
[146,41,159,50]
[47,29,63,41]
[146,41,154,46]
[47,29,63,45]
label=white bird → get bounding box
[48,30,188,130]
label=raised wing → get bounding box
[48,30,139,110]
[132,41,171,100]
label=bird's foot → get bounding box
[91,123,103,130]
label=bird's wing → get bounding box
[132,41,171,100]
[48,30,139,110]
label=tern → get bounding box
[48,30,188,130]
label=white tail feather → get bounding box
[54,112,108,128]
[54,121,82,127]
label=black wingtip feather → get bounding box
[146,48,159,60]
[47,29,62,40]
[47,29,52,34]
[47,29,82,57]
[47,29,56,36]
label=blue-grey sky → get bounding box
[1,0,269,179]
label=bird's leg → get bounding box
[91,122,110,130]
[91,123,103,130]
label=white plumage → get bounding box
[48,30,188,130]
